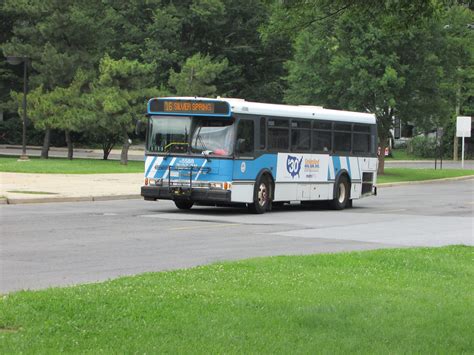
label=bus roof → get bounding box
[156,97,376,125]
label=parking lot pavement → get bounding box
[1,178,472,293]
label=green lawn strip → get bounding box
[379,168,474,184]
[386,149,432,161]
[1,246,472,353]
[0,156,143,174]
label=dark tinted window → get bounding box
[353,124,371,133]
[268,127,289,150]
[260,117,266,149]
[312,130,332,152]
[291,129,311,151]
[314,121,332,130]
[334,131,351,152]
[292,120,311,129]
[353,133,370,154]
[334,123,352,131]
[268,119,289,128]
[236,120,254,155]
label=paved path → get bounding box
[1,172,142,203]
[0,145,144,161]
[1,179,472,293]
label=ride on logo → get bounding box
[286,155,303,178]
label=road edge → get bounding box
[2,175,473,205]
[4,194,141,205]
[377,174,474,188]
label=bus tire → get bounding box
[330,175,349,210]
[249,175,271,214]
[174,199,194,210]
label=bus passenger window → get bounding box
[334,131,351,153]
[313,130,332,152]
[260,117,266,149]
[236,120,255,156]
[353,133,370,154]
[268,119,289,150]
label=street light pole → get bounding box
[20,57,28,160]
[6,55,29,161]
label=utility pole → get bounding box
[453,85,460,161]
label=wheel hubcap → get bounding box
[257,183,267,206]
[338,183,346,204]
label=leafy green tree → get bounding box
[284,7,458,173]
[85,55,159,165]
[438,4,474,159]
[168,53,228,96]
[23,70,90,159]
[265,0,441,39]
[1,0,111,157]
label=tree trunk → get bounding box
[65,130,73,160]
[120,128,130,165]
[377,137,388,175]
[102,143,112,160]
[41,128,50,159]
[102,135,117,160]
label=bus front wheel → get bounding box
[249,176,271,214]
[174,199,194,210]
[330,176,349,210]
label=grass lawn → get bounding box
[379,168,474,184]
[385,149,429,160]
[1,246,473,353]
[0,156,143,174]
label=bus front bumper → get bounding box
[141,186,231,203]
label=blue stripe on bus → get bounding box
[333,156,341,175]
[145,156,157,177]
[346,156,351,177]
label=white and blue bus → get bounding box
[141,97,377,213]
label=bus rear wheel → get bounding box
[249,175,271,214]
[174,199,194,210]
[330,176,349,210]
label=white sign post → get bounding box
[456,116,472,169]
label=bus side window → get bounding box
[236,119,255,156]
[259,117,266,150]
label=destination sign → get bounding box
[148,98,231,117]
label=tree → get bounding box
[168,53,228,96]
[438,4,474,159]
[1,0,110,157]
[23,70,90,159]
[265,0,442,39]
[284,7,457,173]
[85,55,159,165]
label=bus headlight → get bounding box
[209,182,232,190]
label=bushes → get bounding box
[408,135,440,158]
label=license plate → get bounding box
[170,171,180,177]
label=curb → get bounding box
[378,175,474,188]
[2,176,473,205]
[5,194,141,205]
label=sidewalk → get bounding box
[0,145,145,161]
[1,172,143,204]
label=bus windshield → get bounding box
[147,116,235,156]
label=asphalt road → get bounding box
[1,179,473,293]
